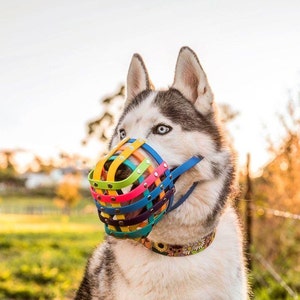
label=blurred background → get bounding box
[0,0,299,299]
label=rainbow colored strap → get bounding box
[90,161,168,203]
[93,155,203,215]
[90,138,203,239]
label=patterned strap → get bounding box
[140,230,216,257]
[90,161,168,203]
[98,189,174,226]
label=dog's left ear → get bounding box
[172,47,214,115]
[125,53,154,106]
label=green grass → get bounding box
[250,262,300,300]
[0,196,299,299]
[0,195,94,214]
[0,214,104,300]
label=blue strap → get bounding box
[171,156,203,180]
[166,155,203,213]
[123,139,204,214]
[167,181,199,213]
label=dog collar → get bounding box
[140,230,216,257]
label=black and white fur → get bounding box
[75,47,248,299]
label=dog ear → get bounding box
[125,53,154,106]
[172,47,214,115]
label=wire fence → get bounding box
[252,204,300,220]
[254,252,298,299]
[0,205,96,215]
[248,202,300,299]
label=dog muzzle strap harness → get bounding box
[89,137,215,256]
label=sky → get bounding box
[1,0,300,173]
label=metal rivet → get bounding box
[150,208,154,212]
[147,195,152,200]
[137,169,141,174]
[100,207,105,212]
[146,159,151,164]
[160,184,164,190]
[97,196,101,200]
[154,172,158,177]
[169,174,173,179]
[163,163,168,168]
[119,221,124,226]
[108,184,113,188]
[115,208,120,213]
[144,182,148,188]
[111,197,116,201]
[104,218,108,223]
[94,183,98,187]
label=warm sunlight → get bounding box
[1,1,300,299]
[1,1,300,174]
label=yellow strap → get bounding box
[92,137,130,181]
[95,138,146,232]
[106,139,145,183]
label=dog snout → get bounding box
[104,161,132,181]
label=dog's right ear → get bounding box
[125,54,153,106]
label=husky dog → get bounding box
[75,47,248,299]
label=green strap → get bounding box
[88,158,151,190]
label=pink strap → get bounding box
[91,161,168,203]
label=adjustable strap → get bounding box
[166,155,203,213]
[167,181,199,213]
[171,156,203,179]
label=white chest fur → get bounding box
[93,207,248,300]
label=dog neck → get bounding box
[147,155,234,246]
[139,229,216,257]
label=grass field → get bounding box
[1,196,299,299]
[0,213,104,300]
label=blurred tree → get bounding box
[0,150,25,187]
[58,152,89,169]
[54,173,81,215]
[0,150,17,173]
[255,95,300,212]
[25,154,56,173]
[218,103,239,123]
[82,85,125,146]
[250,93,300,294]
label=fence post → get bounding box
[245,153,253,270]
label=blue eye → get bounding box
[152,124,172,135]
[119,129,126,139]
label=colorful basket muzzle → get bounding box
[88,137,203,239]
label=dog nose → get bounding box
[104,160,132,181]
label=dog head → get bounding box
[107,47,235,243]
[111,47,229,181]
